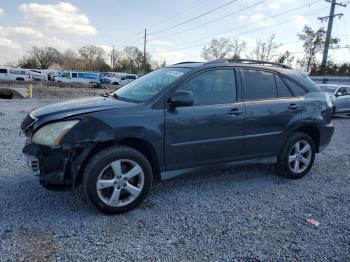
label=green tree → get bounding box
[18,46,63,69]
[297,25,339,72]
[78,45,109,71]
[275,50,295,65]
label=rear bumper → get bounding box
[318,123,334,152]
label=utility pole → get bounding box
[318,0,347,67]
[110,48,113,68]
[143,28,147,73]
[112,45,115,69]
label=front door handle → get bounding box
[288,103,300,110]
[228,108,243,116]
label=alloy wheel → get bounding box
[288,140,312,174]
[96,159,145,207]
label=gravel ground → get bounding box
[0,98,349,261]
[0,81,118,99]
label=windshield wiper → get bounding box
[110,93,119,99]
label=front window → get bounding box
[114,67,192,102]
[177,69,236,105]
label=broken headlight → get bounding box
[32,120,79,146]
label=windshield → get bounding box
[113,67,192,102]
[320,85,338,93]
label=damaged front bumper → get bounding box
[23,138,93,187]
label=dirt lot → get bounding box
[0,80,118,99]
[0,98,349,261]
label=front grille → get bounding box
[21,113,35,131]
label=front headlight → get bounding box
[32,120,79,146]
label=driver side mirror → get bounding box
[336,92,342,97]
[168,91,194,108]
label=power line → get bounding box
[147,0,213,29]
[164,4,328,52]
[115,0,214,51]
[118,36,144,50]
[161,0,323,51]
[150,0,266,41]
[149,0,239,35]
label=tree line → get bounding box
[200,25,349,75]
[13,25,349,75]
[16,45,158,74]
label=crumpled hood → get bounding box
[31,96,133,119]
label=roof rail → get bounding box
[173,61,202,65]
[206,58,293,69]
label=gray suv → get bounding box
[21,59,334,214]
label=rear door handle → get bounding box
[288,103,300,110]
[228,107,243,116]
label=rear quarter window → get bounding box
[282,77,308,97]
[275,74,292,97]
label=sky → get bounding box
[0,0,349,67]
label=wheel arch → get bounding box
[75,137,161,185]
[293,125,320,152]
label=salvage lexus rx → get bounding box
[21,59,334,214]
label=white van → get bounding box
[28,69,48,81]
[0,68,30,81]
[54,72,100,84]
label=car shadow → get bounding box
[333,114,350,119]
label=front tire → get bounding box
[277,132,315,179]
[82,146,153,214]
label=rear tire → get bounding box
[82,146,153,214]
[277,132,315,179]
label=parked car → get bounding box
[54,71,101,84]
[101,72,126,85]
[28,69,48,81]
[118,74,138,85]
[0,68,30,81]
[21,59,334,214]
[319,84,350,116]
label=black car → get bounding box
[21,59,334,214]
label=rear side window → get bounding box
[243,70,277,100]
[275,75,292,97]
[178,69,236,105]
[283,77,307,97]
[0,69,8,74]
[72,73,77,78]
[78,73,97,79]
